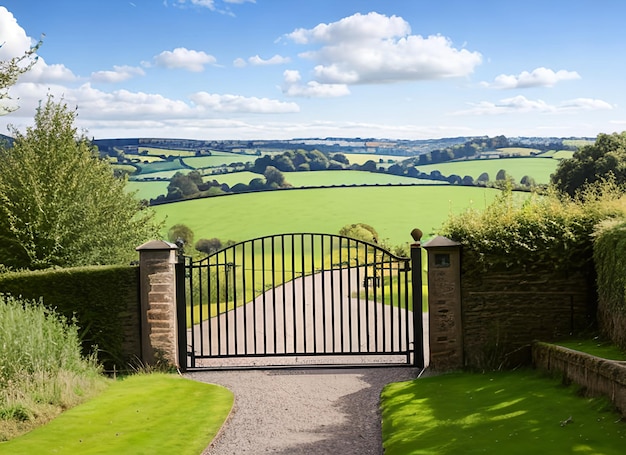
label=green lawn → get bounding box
[381,369,626,455]
[0,373,233,455]
[153,185,503,247]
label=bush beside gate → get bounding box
[0,265,141,370]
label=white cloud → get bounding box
[190,91,299,113]
[234,54,290,67]
[248,54,290,66]
[559,98,614,111]
[0,7,32,60]
[0,8,76,87]
[153,47,216,72]
[281,70,350,98]
[91,65,145,83]
[285,12,482,85]
[454,95,614,115]
[19,58,77,83]
[483,67,581,89]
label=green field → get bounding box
[343,153,403,165]
[282,170,445,187]
[136,147,197,157]
[414,157,560,184]
[127,180,169,200]
[182,153,253,169]
[152,185,503,247]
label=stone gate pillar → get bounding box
[424,236,463,371]
[136,240,180,368]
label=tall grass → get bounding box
[0,295,109,441]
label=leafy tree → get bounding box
[0,95,160,269]
[168,171,199,197]
[361,160,377,172]
[461,175,475,186]
[477,172,490,183]
[495,169,507,181]
[167,224,194,251]
[264,166,290,188]
[1,39,42,114]
[195,237,223,255]
[273,154,296,172]
[330,153,349,165]
[339,223,379,244]
[551,132,626,197]
[248,178,265,190]
[520,175,536,187]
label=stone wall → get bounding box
[533,342,626,417]
[461,268,594,369]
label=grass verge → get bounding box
[0,373,234,455]
[381,369,626,455]
[555,338,626,361]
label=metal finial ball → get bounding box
[410,228,423,242]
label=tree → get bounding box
[195,238,223,255]
[167,224,194,252]
[339,223,379,244]
[0,95,160,269]
[264,166,290,188]
[1,39,42,114]
[551,132,626,197]
[168,171,199,197]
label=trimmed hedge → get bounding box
[0,265,139,368]
[594,219,626,349]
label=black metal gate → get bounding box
[176,233,423,370]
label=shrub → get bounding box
[0,295,108,441]
[440,184,626,273]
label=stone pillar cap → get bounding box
[136,240,179,251]
[423,236,461,248]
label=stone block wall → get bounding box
[461,269,594,369]
[533,342,626,417]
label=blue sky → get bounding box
[0,0,624,140]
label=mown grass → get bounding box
[153,185,502,247]
[0,295,109,441]
[1,373,233,455]
[381,369,626,455]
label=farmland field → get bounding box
[152,185,504,247]
[281,170,445,187]
[413,157,560,184]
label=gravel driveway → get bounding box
[188,367,426,454]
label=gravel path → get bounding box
[187,367,426,454]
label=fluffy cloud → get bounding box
[483,67,581,89]
[91,65,145,83]
[0,7,32,60]
[234,54,290,67]
[152,47,216,72]
[190,91,299,113]
[455,95,613,115]
[285,12,482,85]
[282,70,350,98]
[0,8,75,87]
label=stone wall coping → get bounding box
[533,341,626,416]
[423,236,461,248]
[136,240,178,251]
